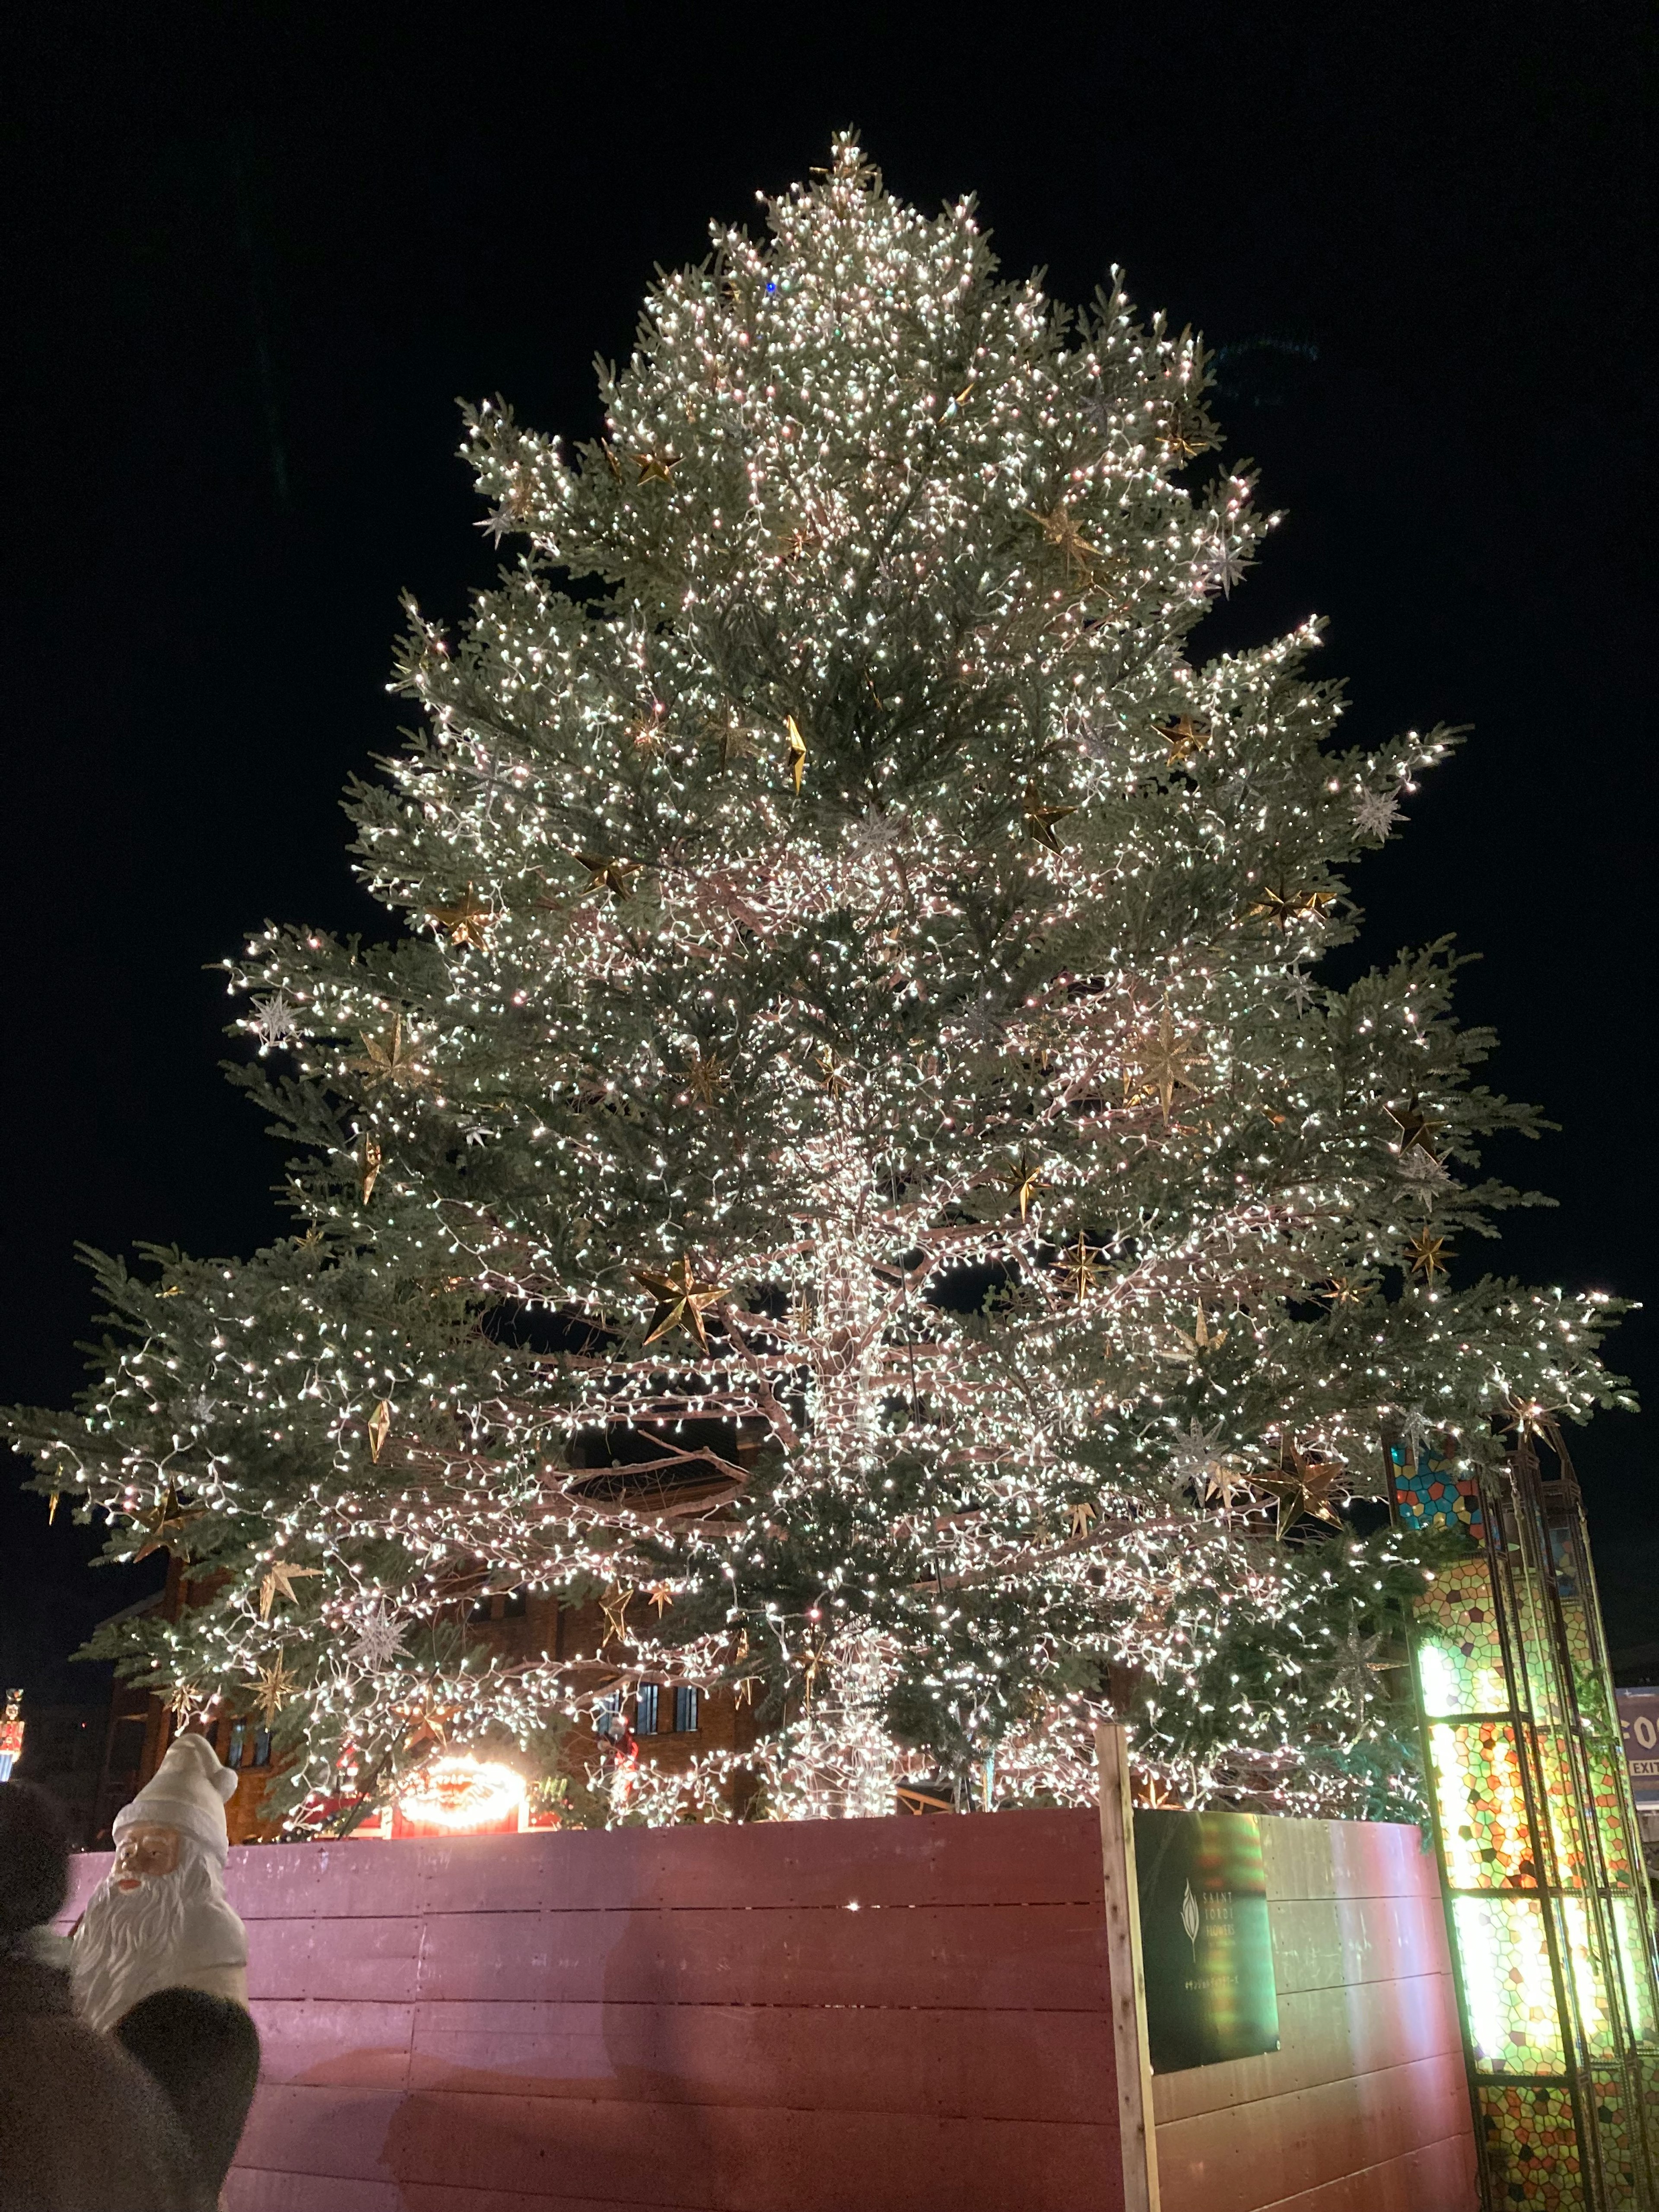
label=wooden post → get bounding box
[1096,1722,1160,2212]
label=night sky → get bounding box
[4,4,1654,1710]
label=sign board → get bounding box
[1617,1688,1659,1810]
[1133,1807,1279,2073]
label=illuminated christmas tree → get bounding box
[7,140,1629,1828]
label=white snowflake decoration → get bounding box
[1166,1417,1227,1499]
[845,810,903,862]
[1065,703,1122,767]
[251,993,300,1050]
[1198,527,1249,599]
[1284,967,1317,1013]
[1352,787,1404,840]
[348,1606,405,1673]
[1397,1145,1450,1186]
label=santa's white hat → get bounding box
[112,1730,238,1864]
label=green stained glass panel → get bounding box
[1477,2082,1583,2209]
[1613,1897,1659,2050]
[1558,1895,1620,2061]
[1415,1554,1508,1716]
[1585,1738,1636,1892]
[1429,1720,1538,1889]
[1453,1893,1566,2074]
[1534,1726,1592,1890]
[1583,2065,1647,2205]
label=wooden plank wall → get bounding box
[1151,1819,1477,2212]
[58,1808,1476,2212]
[63,1809,1122,2212]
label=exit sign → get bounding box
[1617,1688,1659,1809]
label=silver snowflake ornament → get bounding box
[1198,529,1249,599]
[349,1606,405,1673]
[477,488,533,544]
[1167,1417,1227,1498]
[847,810,903,863]
[1332,1626,1392,1714]
[1283,967,1317,1013]
[251,993,300,1050]
[1352,787,1405,840]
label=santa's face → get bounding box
[73,1827,225,2033]
[113,1822,180,1890]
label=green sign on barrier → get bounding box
[1134,1807,1280,2073]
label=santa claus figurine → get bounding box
[72,1732,249,2034]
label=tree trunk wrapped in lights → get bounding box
[5,139,1630,1829]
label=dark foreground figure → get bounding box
[115,1987,261,2201]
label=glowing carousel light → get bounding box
[394,1754,527,1834]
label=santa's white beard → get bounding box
[72,1841,219,2033]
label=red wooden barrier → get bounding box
[64,1808,1121,2212]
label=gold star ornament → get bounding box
[1386,1102,1442,1157]
[1406,1230,1452,1284]
[131,1492,206,1562]
[1250,880,1336,930]
[814,1045,851,1096]
[635,1255,730,1351]
[578,852,641,903]
[1160,402,1213,461]
[1058,1233,1103,1300]
[1130,1005,1201,1122]
[254,1653,290,1726]
[600,1584,633,1645]
[1162,714,1210,766]
[367,1400,393,1463]
[165,1679,203,1722]
[1003,1150,1046,1222]
[1023,787,1076,853]
[257,1562,324,1620]
[428,887,493,948]
[683,1051,728,1108]
[1203,1460,1256,1515]
[348,1014,431,1090]
[785,716,808,793]
[1029,501,1099,572]
[1155,1304,1230,1366]
[1259,1444,1346,1537]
